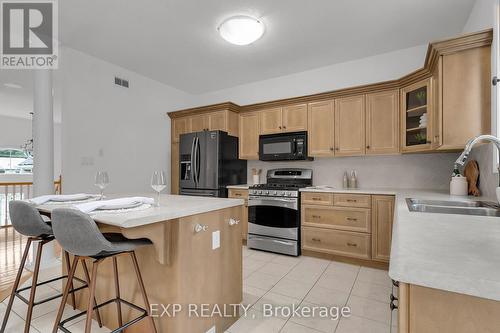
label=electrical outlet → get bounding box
[212,231,220,250]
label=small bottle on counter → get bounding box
[349,170,357,189]
[343,172,349,189]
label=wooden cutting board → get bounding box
[464,160,480,196]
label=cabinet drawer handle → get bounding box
[347,242,358,247]
[311,238,321,242]
[312,197,321,201]
[283,126,287,129]
[234,193,242,196]
[346,199,357,202]
[312,215,321,219]
[194,224,208,233]
[346,217,358,222]
[229,218,240,226]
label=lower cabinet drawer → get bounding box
[228,189,249,200]
[302,226,371,259]
[334,194,371,208]
[301,192,334,206]
[302,205,371,233]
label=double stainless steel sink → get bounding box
[406,198,500,217]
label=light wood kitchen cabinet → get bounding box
[366,90,400,155]
[334,194,371,208]
[260,107,282,134]
[172,117,191,143]
[228,188,249,241]
[239,113,260,160]
[401,78,433,152]
[371,195,394,262]
[302,191,334,206]
[307,100,335,157]
[171,143,179,194]
[397,283,500,333]
[190,114,208,132]
[260,104,308,134]
[334,95,366,156]
[282,104,308,132]
[434,47,491,150]
[302,226,371,260]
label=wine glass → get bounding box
[95,171,109,200]
[151,170,167,207]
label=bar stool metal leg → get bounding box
[52,256,79,333]
[112,257,123,328]
[24,239,46,333]
[1,237,32,333]
[130,251,157,333]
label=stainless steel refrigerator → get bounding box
[179,130,247,197]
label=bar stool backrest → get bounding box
[9,201,52,237]
[52,208,116,257]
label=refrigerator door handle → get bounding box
[190,136,197,186]
[195,136,201,185]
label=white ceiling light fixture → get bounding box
[217,15,265,46]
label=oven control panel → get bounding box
[248,189,299,198]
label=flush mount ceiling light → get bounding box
[217,15,265,46]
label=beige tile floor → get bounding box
[228,246,397,333]
[1,247,396,333]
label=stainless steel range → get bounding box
[247,168,313,256]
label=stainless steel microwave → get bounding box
[259,131,311,161]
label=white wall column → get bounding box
[33,69,54,196]
[29,69,58,270]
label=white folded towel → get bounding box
[75,197,154,213]
[30,194,95,205]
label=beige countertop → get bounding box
[37,193,244,228]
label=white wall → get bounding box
[58,47,193,194]
[195,45,427,106]
[463,0,498,198]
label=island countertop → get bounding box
[37,193,244,228]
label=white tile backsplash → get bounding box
[248,152,459,190]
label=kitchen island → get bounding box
[37,194,245,333]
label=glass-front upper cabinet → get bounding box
[401,78,433,152]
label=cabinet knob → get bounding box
[283,126,286,129]
[366,145,370,149]
[228,218,240,226]
[390,294,398,302]
[194,224,208,233]
[392,280,399,287]
[330,147,334,151]
[390,301,398,311]
[279,126,282,129]
[335,148,339,151]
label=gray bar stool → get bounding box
[50,208,157,333]
[0,201,102,333]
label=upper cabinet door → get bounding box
[260,107,282,134]
[190,114,209,132]
[401,78,432,152]
[307,101,334,157]
[282,104,308,132]
[334,95,366,156]
[366,90,399,155]
[208,111,226,132]
[239,113,260,160]
[172,117,191,143]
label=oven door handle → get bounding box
[248,198,298,210]
[249,237,295,246]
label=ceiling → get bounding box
[59,0,475,94]
[0,0,476,120]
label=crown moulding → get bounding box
[168,29,492,117]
